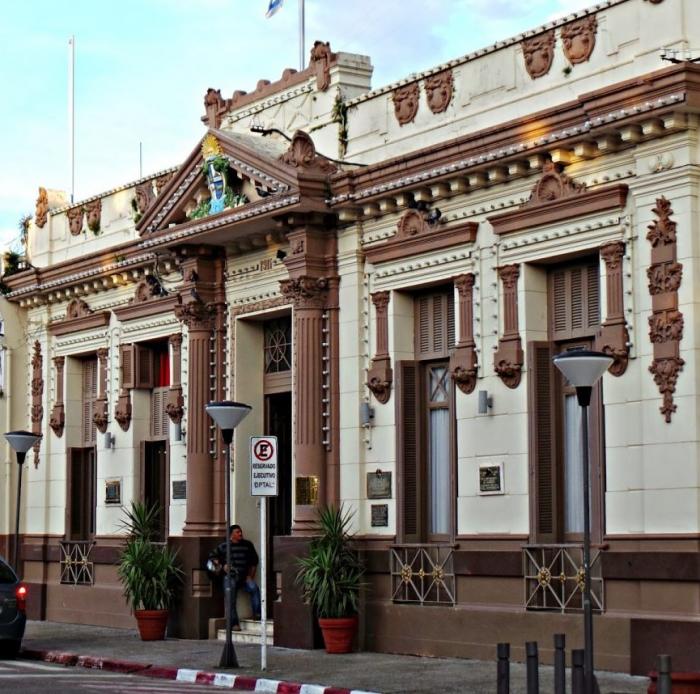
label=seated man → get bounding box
[208,524,261,630]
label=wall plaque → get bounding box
[295,476,319,506]
[371,504,389,527]
[479,463,505,495]
[367,470,392,499]
[172,480,187,500]
[105,479,121,505]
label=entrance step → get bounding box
[217,619,274,645]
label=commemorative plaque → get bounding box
[479,463,504,495]
[371,504,389,527]
[367,470,392,499]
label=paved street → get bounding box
[0,658,216,693]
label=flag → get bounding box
[266,0,283,17]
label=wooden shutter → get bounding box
[121,344,135,389]
[135,344,154,389]
[527,342,558,542]
[151,387,169,438]
[398,361,421,542]
[81,359,97,446]
[549,261,600,341]
[416,292,454,359]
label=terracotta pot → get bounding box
[318,615,358,654]
[134,609,169,641]
[648,671,700,693]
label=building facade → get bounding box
[4,0,700,674]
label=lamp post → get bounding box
[205,400,252,669]
[552,349,612,694]
[4,430,42,574]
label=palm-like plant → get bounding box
[295,505,364,619]
[117,502,183,611]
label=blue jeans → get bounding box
[232,579,261,624]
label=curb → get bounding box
[21,648,380,694]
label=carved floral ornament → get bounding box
[522,30,555,79]
[66,298,92,319]
[67,205,84,236]
[524,160,586,207]
[393,82,420,126]
[424,69,453,114]
[280,131,337,173]
[561,15,597,65]
[397,208,430,239]
[35,187,49,228]
[279,276,329,309]
[31,341,44,468]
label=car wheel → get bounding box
[0,640,21,659]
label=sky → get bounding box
[0,0,596,252]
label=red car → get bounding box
[0,557,27,658]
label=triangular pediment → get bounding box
[136,128,304,235]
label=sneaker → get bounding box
[232,624,242,632]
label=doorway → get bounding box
[143,440,168,541]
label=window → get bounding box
[528,258,604,542]
[398,288,456,543]
[68,447,96,540]
[264,318,292,373]
[81,358,97,446]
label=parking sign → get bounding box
[250,436,278,496]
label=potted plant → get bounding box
[296,505,365,653]
[117,502,183,641]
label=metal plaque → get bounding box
[250,436,279,497]
[295,476,319,506]
[105,479,121,505]
[479,463,505,495]
[367,471,392,499]
[371,504,389,527]
[172,480,187,500]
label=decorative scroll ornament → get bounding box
[49,356,65,438]
[114,394,132,432]
[523,160,586,207]
[367,368,393,404]
[35,187,49,228]
[280,276,329,310]
[67,206,84,236]
[647,196,677,247]
[166,387,184,424]
[649,357,684,423]
[424,69,453,114]
[522,30,555,79]
[310,40,334,92]
[66,298,92,319]
[561,15,597,65]
[280,131,337,173]
[392,83,420,126]
[85,198,102,233]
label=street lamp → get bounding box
[4,430,42,574]
[205,400,252,669]
[552,349,612,694]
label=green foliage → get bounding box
[331,89,349,159]
[295,505,364,619]
[117,501,184,611]
[224,190,249,209]
[188,199,211,220]
[201,154,230,179]
[2,251,21,277]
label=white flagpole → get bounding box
[299,0,305,71]
[68,36,75,204]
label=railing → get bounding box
[523,544,603,613]
[60,541,95,586]
[390,544,455,605]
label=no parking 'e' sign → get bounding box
[250,436,278,497]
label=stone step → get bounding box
[217,619,274,645]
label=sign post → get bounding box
[250,436,278,672]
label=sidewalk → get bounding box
[20,621,649,693]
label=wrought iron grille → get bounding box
[264,318,292,373]
[390,544,455,605]
[60,541,95,586]
[523,544,604,613]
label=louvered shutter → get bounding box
[398,361,421,542]
[527,342,558,542]
[81,359,97,446]
[151,387,169,438]
[416,292,455,359]
[121,344,135,389]
[135,344,154,389]
[549,261,600,341]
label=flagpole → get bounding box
[68,35,75,204]
[299,0,305,71]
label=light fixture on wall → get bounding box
[360,401,375,427]
[477,391,493,415]
[105,432,115,449]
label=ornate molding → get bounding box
[494,265,523,389]
[93,348,109,433]
[67,206,84,236]
[522,30,555,79]
[66,298,92,319]
[166,386,184,425]
[35,187,49,228]
[647,197,683,422]
[135,182,154,215]
[166,332,184,424]
[424,69,453,114]
[49,356,65,437]
[114,393,132,432]
[561,15,597,65]
[524,160,586,207]
[596,241,629,376]
[85,199,102,233]
[310,40,335,92]
[367,291,392,404]
[367,359,393,405]
[450,274,478,394]
[174,298,216,331]
[31,341,43,468]
[279,276,329,310]
[154,171,175,195]
[133,277,165,303]
[392,83,420,126]
[280,131,337,173]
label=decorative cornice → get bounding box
[49,307,111,336]
[113,292,179,323]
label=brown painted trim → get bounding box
[367,291,393,404]
[364,220,477,264]
[494,265,523,388]
[488,183,628,235]
[49,356,66,438]
[112,294,179,322]
[456,534,530,540]
[449,274,478,394]
[49,311,111,336]
[602,552,700,581]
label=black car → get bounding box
[0,557,26,658]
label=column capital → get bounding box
[280,276,329,310]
